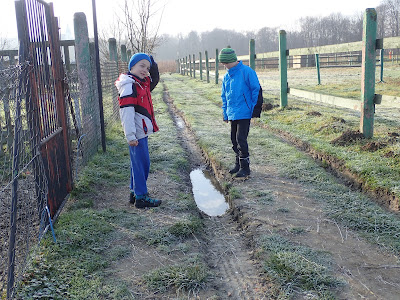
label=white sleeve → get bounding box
[119,106,137,142]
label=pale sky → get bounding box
[2,0,384,45]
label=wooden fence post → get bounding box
[199,52,203,80]
[215,48,219,84]
[193,54,196,78]
[315,53,321,85]
[205,50,210,83]
[189,54,192,77]
[185,56,188,75]
[379,49,384,82]
[249,39,255,70]
[279,30,288,108]
[360,8,377,138]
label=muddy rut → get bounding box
[164,87,271,299]
[161,80,400,299]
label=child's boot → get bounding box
[129,192,136,204]
[229,155,240,174]
[135,193,162,208]
[235,157,250,178]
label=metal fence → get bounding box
[0,0,128,296]
[1,0,74,297]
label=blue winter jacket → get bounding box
[221,61,260,121]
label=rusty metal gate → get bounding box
[15,0,73,216]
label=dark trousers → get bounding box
[230,119,251,158]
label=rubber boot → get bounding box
[229,156,240,174]
[235,157,250,178]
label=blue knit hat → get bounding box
[128,53,152,71]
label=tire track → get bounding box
[162,82,271,299]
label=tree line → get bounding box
[153,0,400,61]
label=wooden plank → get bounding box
[289,88,362,111]
[382,36,400,49]
[380,95,400,108]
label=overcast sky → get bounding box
[2,0,383,43]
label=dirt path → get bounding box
[160,77,400,299]
[166,88,271,299]
[94,77,400,299]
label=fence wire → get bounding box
[0,46,126,297]
[0,63,48,298]
[101,60,122,128]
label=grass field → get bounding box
[13,65,400,299]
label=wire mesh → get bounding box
[0,62,48,299]
[101,60,121,128]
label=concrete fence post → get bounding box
[74,12,95,130]
[89,42,101,143]
[279,30,288,108]
[360,8,377,138]
[121,44,127,62]
[108,38,117,62]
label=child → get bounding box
[115,53,161,208]
[219,47,260,178]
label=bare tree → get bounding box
[98,16,126,63]
[118,0,164,54]
[0,34,9,51]
[384,0,400,37]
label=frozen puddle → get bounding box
[190,168,229,216]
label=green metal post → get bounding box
[380,49,384,82]
[193,54,196,78]
[215,48,219,84]
[189,54,192,77]
[205,50,210,83]
[315,53,321,85]
[199,52,203,80]
[279,30,288,108]
[249,39,255,70]
[127,49,132,59]
[360,8,377,138]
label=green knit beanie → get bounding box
[219,48,237,63]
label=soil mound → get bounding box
[330,130,365,146]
